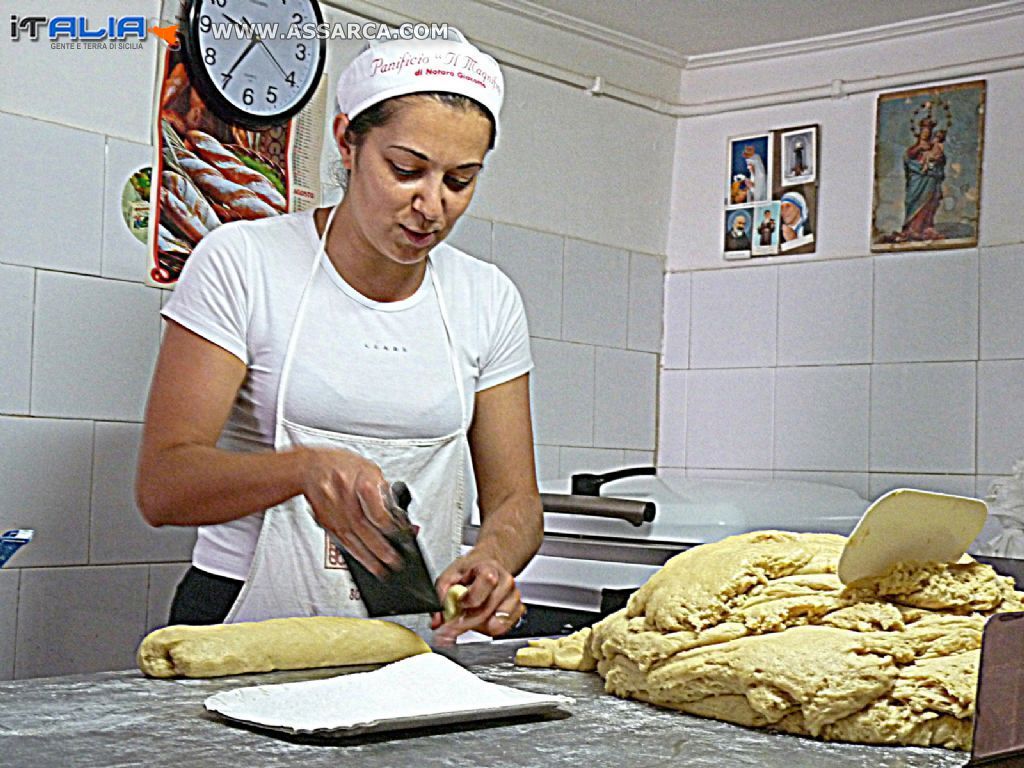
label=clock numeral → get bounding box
[285,71,296,87]
[204,47,217,65]
[199,14,212,33]
[221,72,233,88]
[266,85,278,105]
[292,12,303,25]
[295,43,307,61]
[211,0,226,7]
[243,87,254,106]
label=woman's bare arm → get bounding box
[135,320,399,573]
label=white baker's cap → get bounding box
[336,28,504,139]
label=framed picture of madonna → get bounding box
[871,80,985,252]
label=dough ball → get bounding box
[443,585,469,622]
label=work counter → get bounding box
[0,640,966,768]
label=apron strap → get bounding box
[428,264,469,431]
[273,205,340,450]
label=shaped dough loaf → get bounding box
[138,616,430,678]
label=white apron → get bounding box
[225,205,468,638]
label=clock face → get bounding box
[184,0,326,129]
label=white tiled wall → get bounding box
[873,251,978,364]
[32,271,161,421]
[684,368,774,470]
[777,259,872,366]
[980,246,1024,360]
[491,224,564,340]
[660,243,1024,504]
[1,416,96,569]
[0,571,19,679]
[870,362,976,474]
[16,565,150,679]
[562,240,630,348]
[0,264,34,414]
[520,233,663,458]
[90,423,197,565]
[977,360,1024,475]
[773,365,870,472]
[0,110,195,681]
[662,274,691,369]
[689,267,777,369]
[0,114,106,275]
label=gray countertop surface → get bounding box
[0,640,967,768]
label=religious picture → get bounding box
[724,208,753,259]
[726,135,771,206]
[871,80,985,251]
[724,124,819,259]
[752,202,781,256]
[781,127,816,186]
[778,186,816,252]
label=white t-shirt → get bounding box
[161,209,532,580]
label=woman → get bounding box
[136,31,543,646]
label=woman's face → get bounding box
[781,201,799,226]
[338,96,491,266]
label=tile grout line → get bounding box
[558,235,567,343]
[625,251,634,351]
[867,254,876,483]
[28,269,38,416]
[771,265,780,475]
[11,569,22,680]
[974,249,982,485]
[100,138,109,278]
[87,422,98,566]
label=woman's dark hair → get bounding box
[345,92,496,151]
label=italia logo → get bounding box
[9,15,179,46]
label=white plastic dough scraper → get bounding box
[837,488,988,585]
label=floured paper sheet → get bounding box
[205,653,573,735]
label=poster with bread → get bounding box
[148,45,327,287]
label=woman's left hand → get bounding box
[431,553,525,645]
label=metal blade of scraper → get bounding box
[837,488,987,585]
[968,612,1024,766]
[338,481,442,617]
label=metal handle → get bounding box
[540,493,655,527]
[570,466,656,496]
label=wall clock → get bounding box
[180,0,326,129]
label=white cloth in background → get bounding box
[983,458,1024,558]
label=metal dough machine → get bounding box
[466,467,869,635]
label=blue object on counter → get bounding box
[0,529,33,568]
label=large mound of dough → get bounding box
[138,616,431,678]
[516,530,1023,750]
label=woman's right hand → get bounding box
[299,447,402,577]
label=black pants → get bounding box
[169,567,244,625]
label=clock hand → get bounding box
[223,36,260,82]
[257,38,291,81]
[220,12,255,42]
